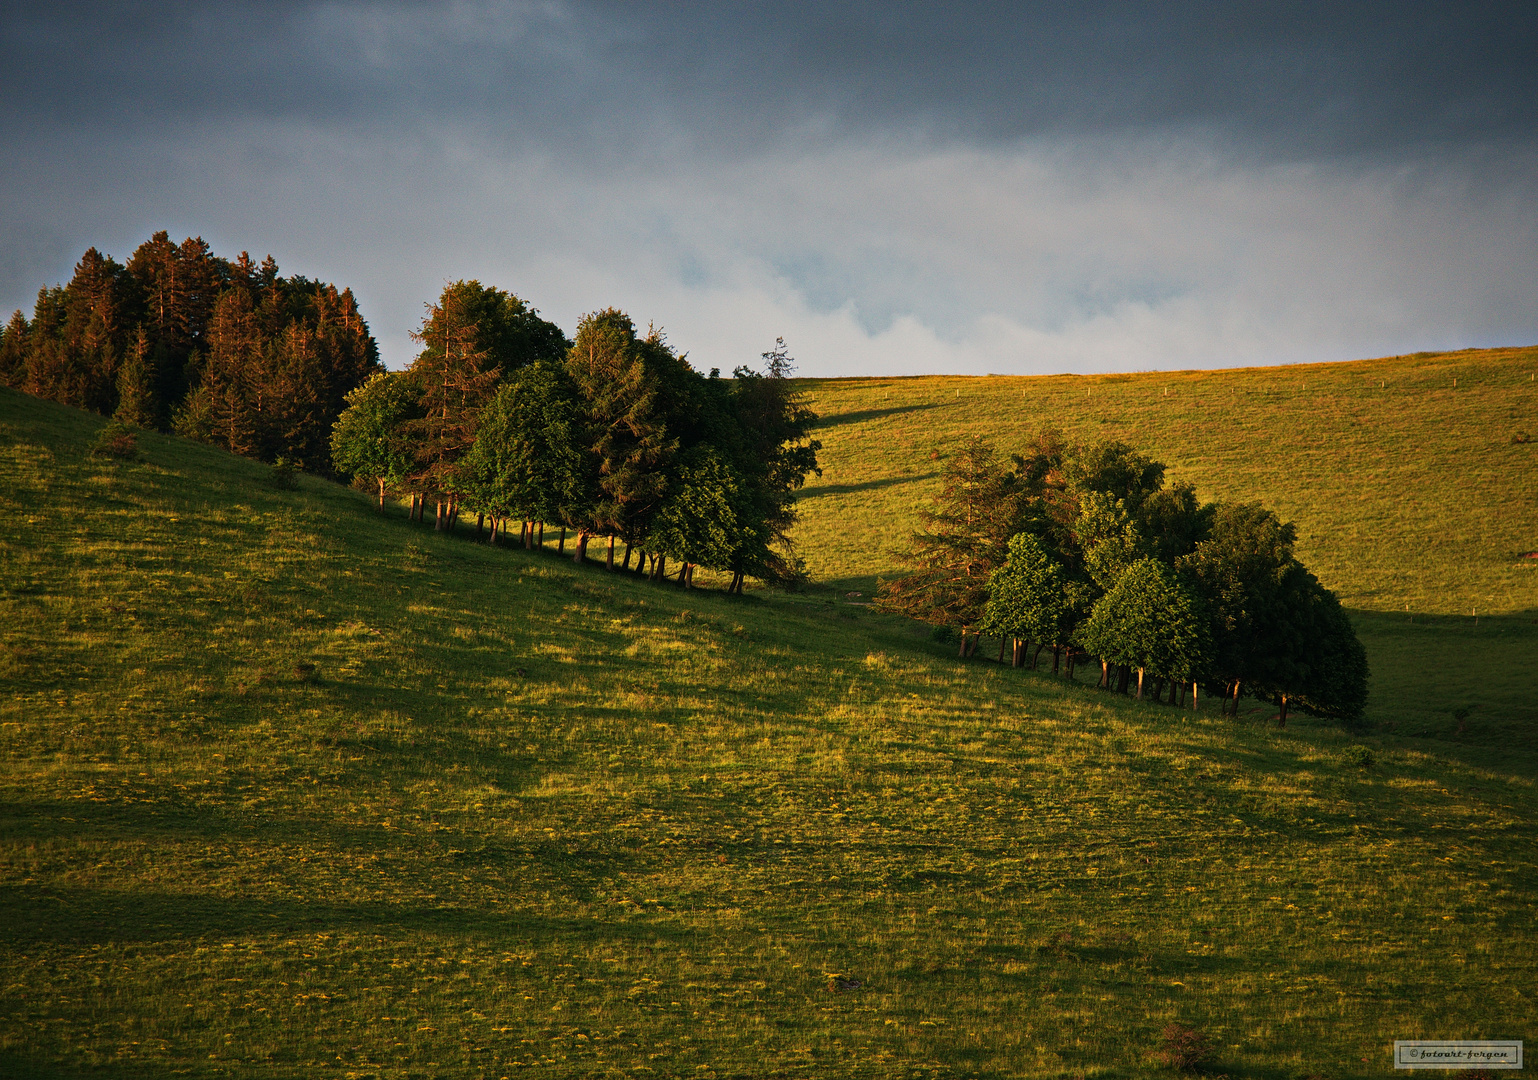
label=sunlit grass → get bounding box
[790,347,1538,737]
[1,384,1535,1078]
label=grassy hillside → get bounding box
[791,347,1538,739]
[2,386,1536,1078]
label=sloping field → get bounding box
[1,386,1535,1078]
[791,347,1538,739]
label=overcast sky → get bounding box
[2,1,1535,374]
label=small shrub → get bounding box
[270,457,299,490]
[1155,1022,1212,1071]
[1345,745,1375,769]
[1452,705,1472,734]
[90,419,139,460]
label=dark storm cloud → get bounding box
[5,1,1536,161]
[2,1,1534,374]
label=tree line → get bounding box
[330,281,823,593]
[876,434,1368,726]
[0,232,381,469]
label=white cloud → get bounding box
[3,118,1534,376]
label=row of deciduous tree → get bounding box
[0,233,381,468]
[876,434,1368,725]
[330,281,822,592]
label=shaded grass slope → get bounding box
[1,386,1535,1078]
[791,347,1538,739]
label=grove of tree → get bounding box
[877,432,1368,725]
[1,234,381,469]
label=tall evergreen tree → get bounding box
[0,310,29,388]
[401,283,503,527]
[564,310,682,561]
[875,437,1026,654]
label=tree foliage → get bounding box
[3,232,381,470]
[883,430,1367,724]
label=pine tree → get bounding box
[114,327,161,428]
[0,310,28,388]
[875,437,1026,654]
[564,310,680,561]
[401,283,502,528]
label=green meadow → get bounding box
[793,347,1538,740]
[1,348,1535,1078]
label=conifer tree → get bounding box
[0,310,29,388]
[114,327,161,429]
[564,310,681,562]
[876,437,1026,654]
[401,283,502,528]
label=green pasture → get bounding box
[792,348,1538,736]
[1,382,1535,1078]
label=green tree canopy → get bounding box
[331,371,419,510]
[1077,558,1212,699]
[459,361,595,532]
[1249,563,1369,726]
[981,532,1075,665]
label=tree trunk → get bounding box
[1231,679,1242,717]
[1191,681,1198,711]
[1098,658,1109,688]
[537,522,544,548]
[377,478,387,511]
[1117,665,1130,694]
[1136,667,1145,700]
[622,543,632,571]
[1012,638,1025,668]
[1032,643,1045,670]
[489,517,499,545]
[573,531,590,564]
[606,535,615,570]
[654,554,667,582]
[957,631,969,659]
[475,512,484,539]
[1066,647,1076,681]
[1278,694,1289,728]
[1151,676,1165,702]
[557,527,567,555]
[1051,645,1061,675]
[997,636,1007,663]
[435,501,446,530]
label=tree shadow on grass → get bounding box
[0,880,689,951]
[810,402,947,429]
[797,472,938,500]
